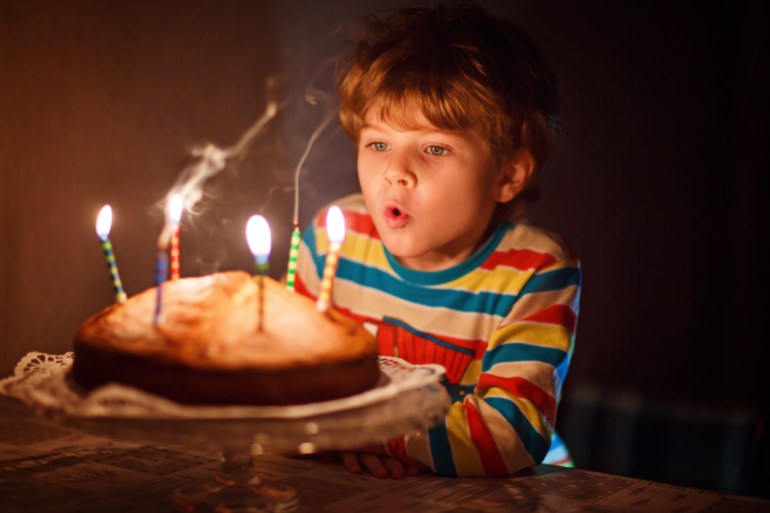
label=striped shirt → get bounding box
[295,194,581,477]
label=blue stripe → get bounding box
[486,396,550,463]
[338,259,517,316]
[428,420,457,476]
[382,317,475,356]
[306,220,577,317]
[482,343,567,371]
[384,222,512,285]
[554,343,573,388]
[301,223,323,279]
[520,268,580,296]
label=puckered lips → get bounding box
[384,202,410,229]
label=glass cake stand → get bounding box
[0,352,450,513]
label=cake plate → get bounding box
[0,352,450,513]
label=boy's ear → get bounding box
[492,150,535,203]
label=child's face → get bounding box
[357,110,502,272]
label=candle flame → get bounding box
[169,193,183,225]
[96,205,112,239]
[246,215,271,257]
[326,206,345,243]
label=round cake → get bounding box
[71,271,379,405]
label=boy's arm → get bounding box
[387,258,581,477]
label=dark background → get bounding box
[1,0,767,497]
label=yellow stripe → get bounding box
[459,359,483,386]
[316,230,329,254]
[341,231,391,271]
[445,402,485,477]
[489,322,572,351]
[442,265,532,293]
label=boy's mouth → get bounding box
[384,204,410,228]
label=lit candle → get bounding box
[95,205,127,304]
[316,206,345,312]
[168,194,183,281]
[246,215,271,332]
[285,223,301,290]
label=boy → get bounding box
[296,1,580,478]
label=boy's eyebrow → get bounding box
[360,121,462,138]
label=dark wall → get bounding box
[1,0,767,494]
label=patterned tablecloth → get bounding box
[1,396,768,513]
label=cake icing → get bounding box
[72,271,379,405]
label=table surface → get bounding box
[1,396,767,513]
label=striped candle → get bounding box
[316,206,345,312]
[246,215,271,332]
[285,224,301,290]
[168,194,183,280]
[95,205,127,304]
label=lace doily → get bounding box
[0,352,450,453]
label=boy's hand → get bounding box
[339,445,421,479]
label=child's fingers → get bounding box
[358,453,389,479]
[339,451,362,474]
[381,456,405,479]
[405,464,420,476]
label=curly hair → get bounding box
[338,1,559,218]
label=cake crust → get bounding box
[72,271,379,405]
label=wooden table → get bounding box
[1,396,767,513]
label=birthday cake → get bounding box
[71,271,380,405]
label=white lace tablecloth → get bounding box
[0,352,450,454]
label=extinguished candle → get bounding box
[285,223,301,290]
[154,248,168,326]
[95,205,127,304]
[168,194,183,281]
[316,206,345,313]
[246,215,271,332]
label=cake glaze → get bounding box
[72,271,379,405]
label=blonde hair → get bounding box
[338,2,559,219]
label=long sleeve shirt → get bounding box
[295,194,581,477]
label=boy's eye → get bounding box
[368,142,389,152]
[426,145,449,156]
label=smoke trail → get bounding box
[155,82,280,249]
[292,109,335,225]
[290,59,340,226]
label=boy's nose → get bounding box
[383,166,416,189]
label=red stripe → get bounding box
[333,304,372,325]
[426,340,436,363]
[294,276,316,301]
[477,374,557,426]
[464,400,509,476]
[316,209,380,239]
[386,437,426,468]
[345,211,380,238]
[474,340,489,359]
[377,323,396,356]
[479,248,557,271]
[521,304,577,333]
